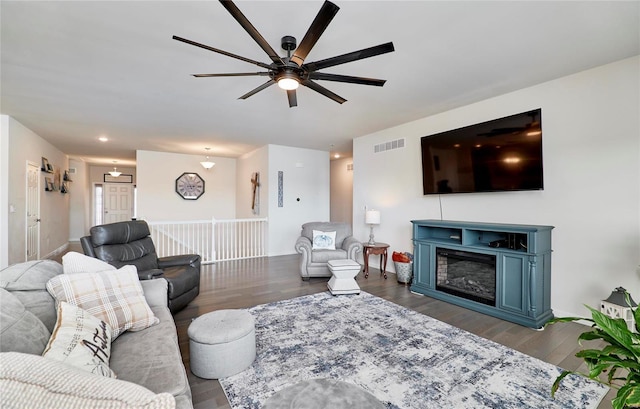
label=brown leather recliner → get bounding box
[80,220,200,314]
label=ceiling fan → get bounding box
[173,0,395,107]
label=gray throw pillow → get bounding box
[0,288,50,355]
[0,260,62,332]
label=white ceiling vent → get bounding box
[374,138,405,153]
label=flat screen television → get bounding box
[421,108,543,195]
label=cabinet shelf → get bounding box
[410,220,554,328]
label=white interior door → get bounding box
[103,183,133,223]
[26,162,40,261]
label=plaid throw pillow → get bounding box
[46,266,159,339]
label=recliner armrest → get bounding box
[138,268,164,280]
[158,254,201,268]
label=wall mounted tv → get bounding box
[421,108,543,195]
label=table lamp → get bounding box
[365,210,381,245]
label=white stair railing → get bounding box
[147,218,267,264]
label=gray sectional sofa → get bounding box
[0,260,193,409]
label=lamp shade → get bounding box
[365,210,381,225]
[109,167,121,177]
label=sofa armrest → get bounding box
[295,236,312,255]
[140,278,169,308]
[158,254,201,268]
[295,237,312,279]
[342,236,363,260]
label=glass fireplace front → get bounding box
[436,248,496,306]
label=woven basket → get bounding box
[394,261,413,284]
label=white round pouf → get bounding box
[188,309,256,379]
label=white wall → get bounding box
[330,157,353,224]
[0,116,9,267]
[68,158,90,239]
[136,150,236,222]
[6,117,70,264]
[236,146,269,219]
[267,145,329,256]
[353,56,640,318]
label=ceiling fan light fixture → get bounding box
[277,76,299,90]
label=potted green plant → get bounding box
[547,288,639,409]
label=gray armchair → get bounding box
[294,222,363,280]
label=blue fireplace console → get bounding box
[410,220,554,328]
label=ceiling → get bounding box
[2,1,638,166]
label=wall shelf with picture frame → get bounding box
[41,157,54,173]
[44,177,54,192]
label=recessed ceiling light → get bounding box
[99,136,108,142]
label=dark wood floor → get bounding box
[55,246,613,408]
[172,254,614,409]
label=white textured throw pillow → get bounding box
[46,266,159,339]
[312,230,337,250]
[43,302,116,378]
[62,251,116,274]
[0,352,175,409]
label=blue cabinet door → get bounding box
[498,254,529,315]
[413,242,434,289]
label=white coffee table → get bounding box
[327,259,361,295]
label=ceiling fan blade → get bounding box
[308,72,386,86]
[219,0,284,65]
[173,35,273,70]
[193,72,271,78]
[290,1,340,67]
[303,42,395,72]
[287,89,298,108]
[238,79,275,100]
[301,80,346,104]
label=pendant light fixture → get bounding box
[109,161,122,177]
[200,148,215,170]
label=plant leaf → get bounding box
[586,306,640,358]
[551,370,572,397]
[612,383,640,409]
[546,316,593,326]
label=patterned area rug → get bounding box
[220,292,608,409]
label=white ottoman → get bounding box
[188,309,256,379]
[327,259,361,295]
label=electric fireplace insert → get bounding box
[436,248,496,306]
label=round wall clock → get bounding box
[175,172,205,200]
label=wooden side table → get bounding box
[362,242,390,279]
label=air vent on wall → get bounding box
[374,138,405,153]
[68,168,77,174]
